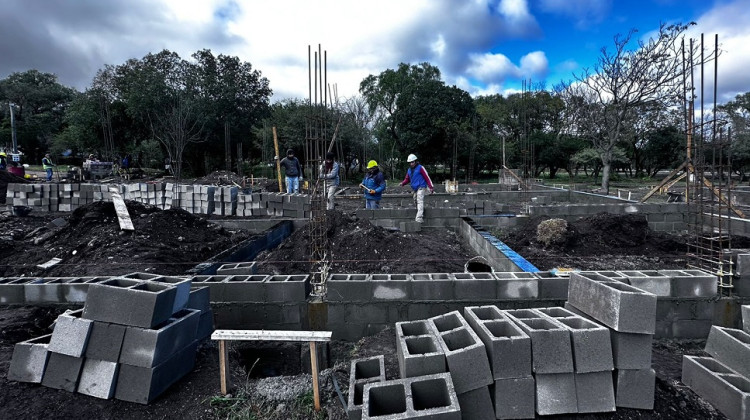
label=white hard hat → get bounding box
[407,154,417,163]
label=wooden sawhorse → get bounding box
[211,329,332,411]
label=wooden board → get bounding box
[211,329,332,342]
[108,187,134,231]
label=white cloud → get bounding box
[466,50,548,85]
[519,51,548,77]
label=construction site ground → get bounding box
[0,191,734,419]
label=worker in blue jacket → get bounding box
[360,160,386,209]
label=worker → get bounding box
[399,153,434,223]
[360,160,386,209]
[319,151,340,210]
[0,152,7,170]
[278,149,303,193]
[121,154,132,180]
[42,153,56,181]
[86,154,99,162]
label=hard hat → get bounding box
[407,154,417,163]
[0,152,6,156]
[367,160,378,169]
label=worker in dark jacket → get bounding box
[279,149,303,193]
[360,160,386,209]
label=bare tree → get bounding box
[149,94,206,180]
[572,22,698,193]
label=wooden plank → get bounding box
[273,127,283,193]
[219,340,229,395]
[211,329,332,342]
[108,187,134,230]
[310,341,321,411]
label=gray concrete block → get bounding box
[453,272,496,300]
[399,334,446,378]
[216,261,257,275]
[672,319,712,339]
[0,278,27,304]
[505,310,574,374]
[77,358,119,399]
[186,286,211,313]
[120,308,200,368]
[682,355,750,420]
[41,352,84,392]
[555,315,614,373]
[327,274,373,302]
[464,306,532,379]
[659,269,718,297]
[705,326,750,379]
[494,273,539,299]
[371,274,411,301]
[614,368,655,409]
[115,340,198,404]
[575,371,616,413]
[212,275,267,302]
[361,372,461,420]
[82,279,177,329]
[266,274,308,302]
[534,272,569,299]
[197,309,214,341]
[535,373,577,415]
[430,311,493,393]
[24,278,63,303]
[617,270,671,296]
[349,355,386,420]
[456,386,494,420]
[568,272,657,333]
[8,334,51,383]
[411,273,453,301]
[85,321,126,362]
[491,377,535,419]
[61,278,90,303]
[146,275,192,313]
[398,221,422,233]
[744,305,750,334]
[48,309,93,358]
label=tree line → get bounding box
[1,22,748,193]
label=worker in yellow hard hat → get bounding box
[0,151,7,170]
[360,160,386,209]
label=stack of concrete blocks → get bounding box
[566,271,657,410]
[8,277,208,404]
[736,254,750,297]
[214,186,238,216]
[428,311,494,420]
[464,306,535,419]
[347,355,386,420]
[535,307,616,414]
[236,191,264,216]
[682,325,750,420]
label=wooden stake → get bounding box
[272,126,283,192]
[219,340,229,395]
[309,341,321,411]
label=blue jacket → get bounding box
[362,170,386,200]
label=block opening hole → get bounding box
[433,314,462,332]
[412,378,451,410]
[472,307,502,321]
[400,321,429,337]
[442,328,475,351]
[354,358,382,380]
[405,336,437,355]
[368,384,407,416]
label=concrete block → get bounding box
[453,272,496,300]
[743,305,750,334]
[568,272,657,333]
[555,315,614,373]
[115,340,198,404]
[61,278,90,303]
[371,274,411,301]
[534,272,569,299]
[494,273,538,299]
[456,386,494,420]
[430,312,493,393]
[614,368,655,409]
[575,371,616,413]
[146,275,192,313]
[534,373,577,415]
[491,377,535,419]
[349,355,386,420]
[705,326,750,379]
[213,275,267,302]
[464,306,531,379]
[48,309,93,358]
[361,372,461,420]
[398,221,422,233]
[85,321,126,362]
[8,334,51,383]
[77,358,119,399]
[41,352,84,392]
[659,269,718,297]
[186,286,211,313]
[216,261,257,275]
[682,355,750,420]
[24,278,63,303]
[505,310,573,374]
[266,274,308,302]
[82,279,177,329]
[672,319,713,339]
[398,334,446,378]
[120,308,200,368]
[617,270,671,296]
[327,274,373,302]
[411,273,453,301]
[197,309,215,341]
[0,278,27,304]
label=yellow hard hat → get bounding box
[0,152,6,156]
[367,160,378,169]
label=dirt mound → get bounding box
[193,170,245,186]
[254,210,476,275]
[0,201,254,277]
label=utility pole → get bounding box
[9,103,18,153]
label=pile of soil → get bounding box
[193,170,246,186]
[255,210,476,275]
[499,213,689,271]
[0,201,255,277]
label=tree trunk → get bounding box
[601,161,612,194]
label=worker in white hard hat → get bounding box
[399,153,434,223]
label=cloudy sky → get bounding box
[1,0,748,104]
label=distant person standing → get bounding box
[42,153,56,181]
[399,154,434,223]
[319,152,340,210]
[121,154,132,180]
[278,149,303,193]
[360,160,386,209]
